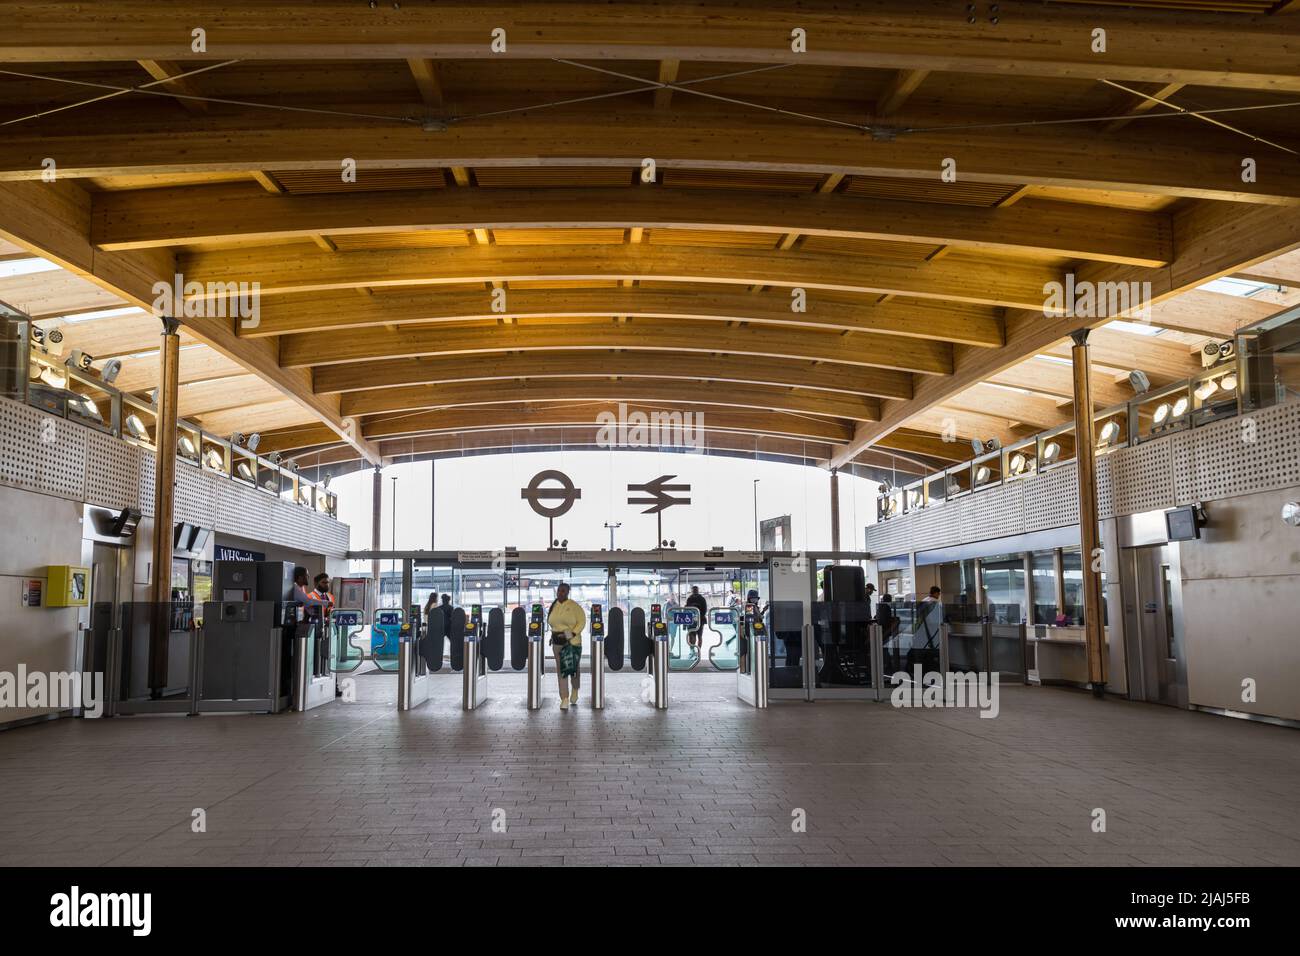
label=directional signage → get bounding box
[627,475,691,514]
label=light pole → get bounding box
[604,521,622,551]
[752,479,760,550]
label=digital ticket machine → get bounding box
[199,560,297,713]
[589,603,606,710]
[526,603,545,710]
[649,604,669,709]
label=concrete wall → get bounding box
[1178,485,1300,722]
[0,484,86,726]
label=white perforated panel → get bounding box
[1175,402,1300,504]
[1109,439,1174,515]
[175,466,214,528]
[865,400,1300,558]
[959,481,1024,541]
[0,399,39,490]
[85,431,141,510]
[1,396,351,555]
[909,500,962,552]
[1094,454,1115,520]
[864,517,910,557]
[138,449,157,516]
[1024,461,1080,532]
[35,419,87,500]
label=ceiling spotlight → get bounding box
[230,432,246,447]
[1171,396,1189,418]
[1009,452,1027,475]
[148,388,158,405]
[986,437,1001,451]
[124,413,149,440]
[1153,402,1171,425]
[1042,441,1061,463]
[975,465,991,483]
[263,478,279,493]
[946,481,961,496]
[1194,379,1218,402]
[323,472,332,489]
[178,435,197,458]
[235,460,255,482]
[1220,373,1238,392]
[1128,370,1151,395]
[268,452,283,465]
[1098,420,1120,446]
[203,447,225,471]
[907,489,923,509]
[246,432,261,452]
[66,349,94,371]
[100,358,122,385]
[970,438,983,456]
[286,458,299,470]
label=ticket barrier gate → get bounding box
[667,606,700,671]
[706,608,740,671]
[526,603,545,710]
[396,607,430,712]
[589,603,606,710]
[462,604,488,710]
[650,604,669,709]
[292,611,336,712]
[370,609,404,672]
[737,602,769,708]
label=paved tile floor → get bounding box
[0,669,1297,867]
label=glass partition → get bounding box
[925,472,948,505]
[176,425,201,466]
[231,448,258,486]
[1031,550,1059,625]
[1004,439,1037,481]
[1136,383,1192,442]
[121,398,156,447]
[200,436,229,475]
[1038,425,1075,469]
[66,371,114,433]
[1238,306,1300,412]
[972,449,1002,490]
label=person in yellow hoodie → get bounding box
[547,583,586,710]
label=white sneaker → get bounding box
[569,686,580,705]
[559,696,569,711]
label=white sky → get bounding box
[335,449,880,556]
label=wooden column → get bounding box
[829,467,841,552]
[147,317,180,696]
[1070,329,1109,696]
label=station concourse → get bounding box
[0,2,1298,891]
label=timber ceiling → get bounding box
[2,1,1300,477]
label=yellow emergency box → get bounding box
[46,565,90,608]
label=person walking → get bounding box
[685,585,708,655]
[547,583,586,710]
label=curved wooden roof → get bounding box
[2,1,1299,477]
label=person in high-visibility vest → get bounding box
[547,583,586,710]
